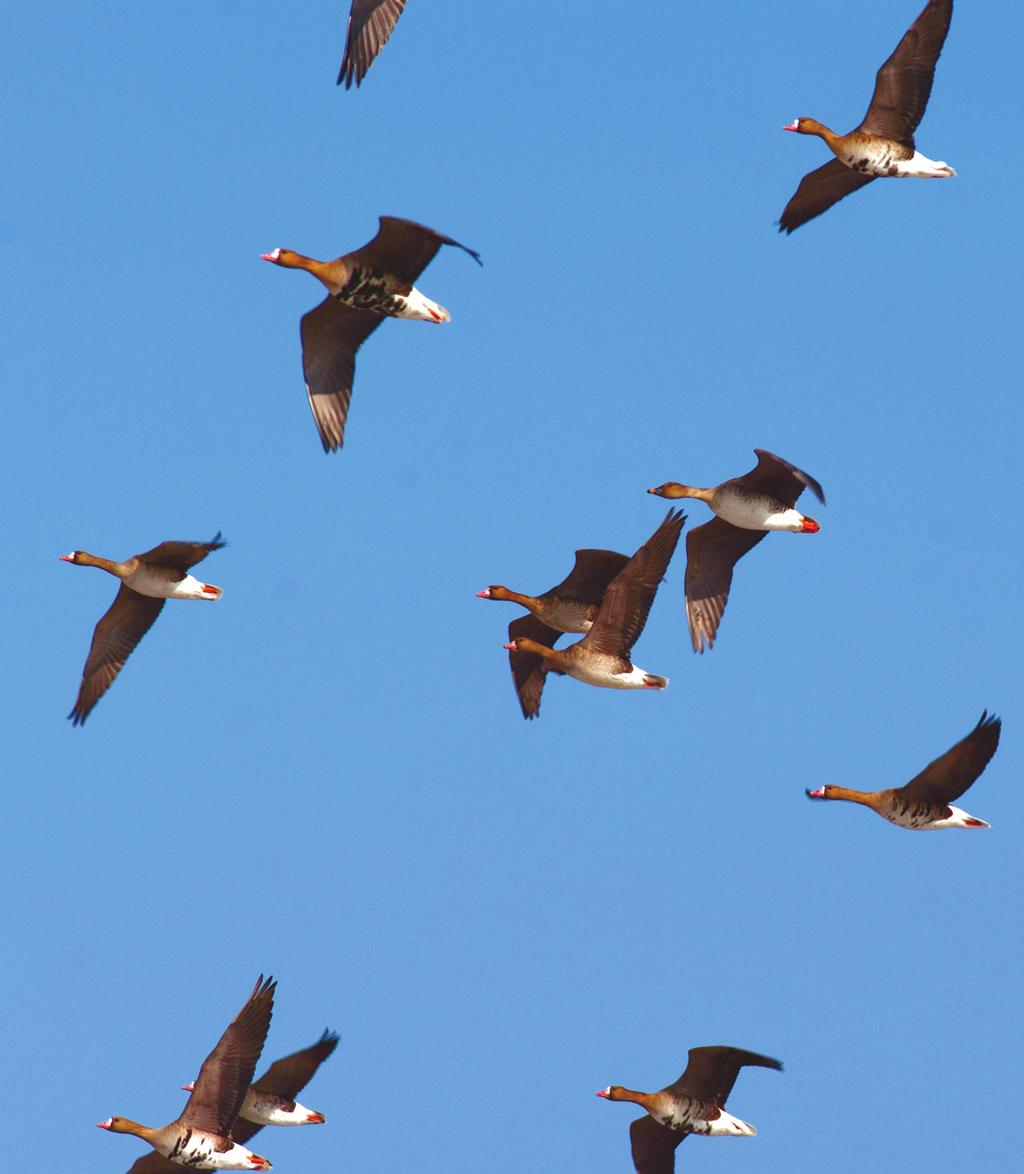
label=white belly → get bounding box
[567,658,668,690]
[892,150,956,179]
[125,568,221,600]
[163,1132,270,1170]
[712,487,804,532]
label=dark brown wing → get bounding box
[550,549,630,602]
[135,534,226,571]
[629,1116,687,1174]
[665,1045,783,1103]
[227,1029,340,1146]
[742,449,825,507]
[68,586,165,726]
[684,519,766,654]
[899,711,1001,805]
[300,296,386,452]
[180,975,276,1137]
[508,614,563,720]
[337,0,408,88]
[352,216,482,285]
[582,509,684,659]
[859,0,953,146]
[778,158,876,234]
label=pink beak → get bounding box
[475,589,491,598]
[97,1119,113,1130]
[503,642,517,651]
[783,120,800,132]
[181,1081,196,1093]
[806,786,827,798]
[595,1088,611,1098]
[59,552,75,562]
[259,251,278,262]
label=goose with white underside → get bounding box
[261,216,481,453]
[598,1045,783,1167]
[61,533,225,725]
[648,449,824,653]
[99,976,276,1171]
[779,0,955,233]
[807,710,1000,829]
[502,510,684,699]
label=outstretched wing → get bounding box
[899,711,1001,805]
[300,296,386,452]
[583,510,684,660]
[551,549,630,602]
[353,216,482,284]
[742,449,825,507]
[136,534,226,570]
[180,976,276,1137]
[778,159,876,234]
[507,614,563,720]
[859,0,953,146]
[68,587,165,726]
[666,1045,783,1103]
[684,519,766,654]
[629,1116,687,1174]
[337,0,408,89]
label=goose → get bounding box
[261,216,481,453]
[648,450,824,653]
[807,710,1000,829]
[99,976,276,1171]
[477,548,630,719]
[61,534,225,725]
[127,1032,339,1174]
[338,1,407,88]
[779,0,954,233]
[180,1029,338,1127]
[502,510,683,698]
[597,1045,783,1164]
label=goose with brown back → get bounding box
[478,548,630,718]
[61,533,225,725]
[779,0,955,233]
[98,976,276,1170]
[598,1045,783,1160]
[261,217,481,453]
[502,510,684,699]
[807,711,999,829]
[649,450,824,653]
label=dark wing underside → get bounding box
[126,1153,185,1174]
[666,1045,783,1103]
[135,534,226,570]
[508,613,563,719]
[180,975,275,1137]
[353,216,482,285]
[551,549,630,602]
[629,1115,687,1174]
[859,0,953,145]
[300,297,386,452]
[684,519,767,654]
[899,711,1001,805]
[337,0,408,88]
[582,509,684,660]
[742,449,825,507]
[69,586,165,726]
[778,158,876,234]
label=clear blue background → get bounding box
[2,2,1020,1171]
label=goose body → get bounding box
[779,0,955,232]
[598,1045,782,1172]
[501,511,683,704]
[180,1085,325,1128]
[262,217,480,453]
[806,711,999,830]
[99,976,276,1171]
[649,449,824,653]
[61,534,225,725]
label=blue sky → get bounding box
[3,1,1021,1171]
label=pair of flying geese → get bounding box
[100,977,337,1173]
[280,0,955,455]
